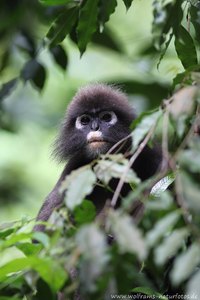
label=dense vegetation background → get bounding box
[0,0,200,299]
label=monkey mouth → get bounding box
[88,138,104,143]
[88,138,108,148]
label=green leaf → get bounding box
[0,78,18,102]
[0,257,67,292]
[179,143,200,173]
[76,224,108,291]
[99,0,117,26]
[0,228,14,239]
[146,211,180,248]
[21,59,46,91]
[167,86,197,137]
[15,31,36,57]
[108,210,147,260]
[157,31,173,69]
[32,231,50,248]
[150,173,175,197]
[0,233,33,250]
[152,0,183,49]
[50,45,68,70]
[77,0,99,55]
[180,172,200,214]
[191,0,200,5]
[39,0,72,5]
[0,51,10,73]
[147,190,173,211]
[60,166,96,210]
[94,154,140,185]
[122,0,134,10]
[76,223,108,258]
[46,7,78,47]
[171,243,200,285]
[17,243,42,256]
[190,4,200,40]
[155,228,189,265]
[92,27,123,53]
[175,25,198,69]
[152,1,169,48]
[187,270,200,299]
[172,65,200,88]
[131,110,162,151]
[74,200,96,225]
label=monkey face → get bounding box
[74,110,118,158]
[54,84,136,162]
[71,109,133,160]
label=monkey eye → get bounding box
[75,114,91,129]
[79,114,91,125]
[100,111,117,124]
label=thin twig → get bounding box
[111,125,156,208]
[162,110,169,165]
[107,134,132,155]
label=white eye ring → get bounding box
[76,114,91,129]
[99,111,117,125]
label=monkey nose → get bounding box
[91,120,100,131]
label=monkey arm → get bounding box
[34,155,88,232]
[34,164,69,232]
